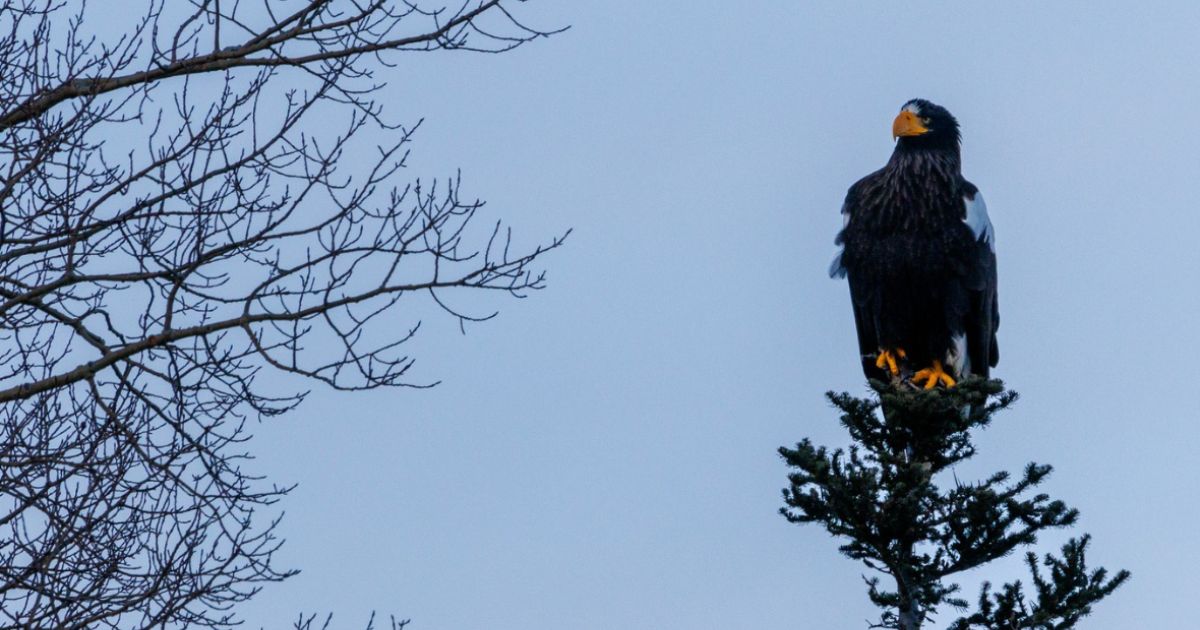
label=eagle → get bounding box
[830,99,999,388]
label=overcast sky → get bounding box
[223,2,1200,628]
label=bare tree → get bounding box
[0,1,564,627]
[294,613,409,630]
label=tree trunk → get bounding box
[895,546,921,630]
[897,604,921,630]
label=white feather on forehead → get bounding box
[902,102,922,115]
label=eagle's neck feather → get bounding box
[886,144,961,177]
[865,146,964,232]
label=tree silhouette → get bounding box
[0,1,563,627]
[780,379,1129,629]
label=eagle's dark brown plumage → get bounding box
[830,99,999,387]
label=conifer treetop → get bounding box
[780,379,1129,629]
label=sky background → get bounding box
[213,1,1200,628]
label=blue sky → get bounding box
[229,2,1200,628]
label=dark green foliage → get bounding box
[779,379,1128,629]
[950,536,1129,630]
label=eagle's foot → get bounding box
[874,348,906,376]
[913,360,956,390]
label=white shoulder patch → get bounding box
[829,251,846,278]
[830,203,850,279]
[964,191,995,250]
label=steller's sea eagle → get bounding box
[830,99,999,388]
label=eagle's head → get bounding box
[892,99,960,149]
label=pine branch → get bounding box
[949,536,1131,629]
[780,379,1128,629]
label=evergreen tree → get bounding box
[780,379,1129,629]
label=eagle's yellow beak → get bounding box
[892,110,929,140]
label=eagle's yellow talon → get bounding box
[874,348,906,376]
[913,360,956,389]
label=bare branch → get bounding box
[0,1,563,627]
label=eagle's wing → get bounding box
[830,175,872,279]
[962,183,999,378]
[849,280,881,379]
[833,180,883,378]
